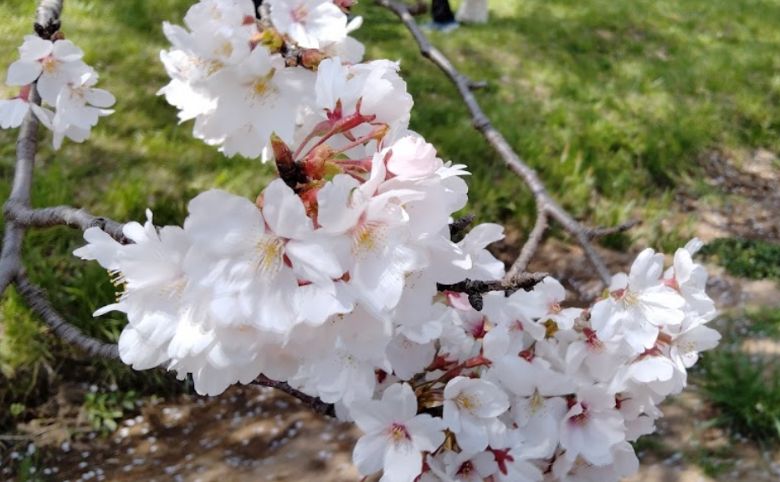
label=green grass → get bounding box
[701,237,780,280]
[698,309,780,443]
[1,0,780,416]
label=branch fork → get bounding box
[1,0,638,417]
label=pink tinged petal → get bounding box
[6,60,42,85]
[85,88,116,108]
[353,432,387,476]
[382,442,423,482]
[52,39,84,61]
[0,98,30,129]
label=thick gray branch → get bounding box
[4,202,127,243]
[375,0,637,285]
[0,88,41,295]
[14,272,120,359]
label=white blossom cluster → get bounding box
[158,0,365,159]
[0,0,721,480]
[1,35,114,148]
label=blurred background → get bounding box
[1,0,779,480]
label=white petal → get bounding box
[85,88,116,108]
[261,179,312,238]
[383,443,423,482]
[19,36,53,59]
[0,99,30,129]
[353,432,387,476]
[6,60,41,85]
[52,39,84,61]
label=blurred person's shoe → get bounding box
[422,20,460,33]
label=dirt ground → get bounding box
[2,149,780,481]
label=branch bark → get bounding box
[375,0,638,285]
[0,88,41,296]
[14,272,120,359]
[437,272,548,310]
[1,0,121,361]
[506,209,547,279]
[0,0,338,418]
[253,375,336,417]
[4,202,127,243]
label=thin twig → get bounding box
[506,209,547,278]
[254,375,336,417]
[375,0,637,285]
[587,219,641,239]
[449,214,475,240]
[438,272,548,310]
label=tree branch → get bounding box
[375,0,637,285]
[438,272,548,310]
[13,272,120,359]
[4,202,127,243]
[253,375,336,417]
[0,88,41,296]
[507,209,547,278]
[586,219,641,239]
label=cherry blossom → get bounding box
[51,0,727,479]
[349,383,445,482]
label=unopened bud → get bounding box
[300,49,325,69]
[271,133,307,190]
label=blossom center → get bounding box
[216,40,233,59]
[388,422,410,444]
[352,221,385,257]
[455,393,478,411]
[254,235,285,274]
[456,461,475,476]
[568,404,590,426]
[249,70,277,101]
[618,289,639,307]
[529,390,544,413]
[41,56,58,74]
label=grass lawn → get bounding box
[1,0,780,452]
